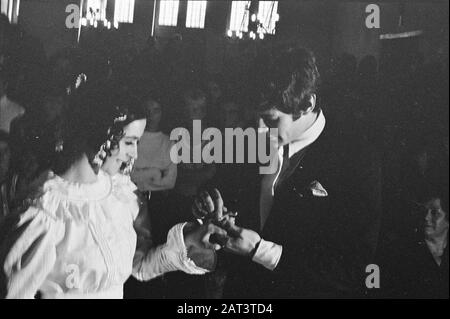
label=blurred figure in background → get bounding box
[131,95,177,244]
[0,70,25,133]
[174,88,216,200]
[126,95,178,299]
[47,49,75,95]
[162,87,217,299]
[132,96,177,194]
[380,186,449,298]
[0,130,13,220]
[205,73,225,128]
[7,83,68,206]
[218,99,246,131]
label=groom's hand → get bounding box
[193,188,227,221]
[193,189,238,230]
[219,218,261,257]
[193,189,261,257]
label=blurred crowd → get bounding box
[0,14,448,298]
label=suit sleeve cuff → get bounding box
[251,239,283,271]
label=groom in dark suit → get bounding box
[198,47,383,298]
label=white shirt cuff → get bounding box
[251,239,283,271]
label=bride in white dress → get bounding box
[0,86,225,299]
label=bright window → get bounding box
[229,1,251,33]
[158,0,179,27]
[257,1,278,34]
[186,1,207,29]
[0,0,8,17]
[1,0,19,23]
[114,0,135,23]
[86,0,107,21]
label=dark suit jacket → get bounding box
[224,120,383,298]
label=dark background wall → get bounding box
[19,0,78,54]
[332,1,449,63]
[16,0,449,71]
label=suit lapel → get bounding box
[274,145,310,193]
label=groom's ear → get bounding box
[299,94,317,116]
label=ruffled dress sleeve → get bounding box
[132,222,212,281]
[0,207,63,299]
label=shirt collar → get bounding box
[288,110,326,158]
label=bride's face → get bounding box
[103,119,146,175]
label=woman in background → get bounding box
[131,95,177,193]
[126,95,179,298]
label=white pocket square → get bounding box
[309,180,328,197]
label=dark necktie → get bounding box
[274,144,291,191]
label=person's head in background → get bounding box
[142,95,163,133]
[219,94,245,130]
[41,84,68,123]
[48,48,74,92]
[183,88,207,123]
[412,187,449,241]
[0,130,10,183]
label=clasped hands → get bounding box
[186,189,261,258]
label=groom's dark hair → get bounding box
[258,47,321,119]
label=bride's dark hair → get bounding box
[52,84,146,175]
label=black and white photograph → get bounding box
[0,0,448,302]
